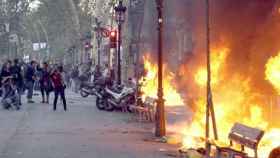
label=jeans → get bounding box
[53,87,67,111]
[40,82,51,103]
[2,84,11,99]
[26,81,34,100]
[1,84,20,109]
[16,86,23,105]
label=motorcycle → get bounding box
[104,84,136,112]
[93,77,114,111]
[79,69,102,98]
[80,81,96,98]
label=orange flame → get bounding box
[140,54,184,106]
[194,47,229,87]
[178,47,280,158]
[265,52,280,94]
[140,48,280,158]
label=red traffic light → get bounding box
[109,30,117,48]
[110,31,116,37]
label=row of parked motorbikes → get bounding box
[79,73,138,112]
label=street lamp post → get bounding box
[114,0,127,85]
[94,18,103,73]
[155,0,166,137]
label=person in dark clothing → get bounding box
[51,67,67,111]
[11,59,23,105]
[39,62,52,103]
[1,61,12,84]
[25,61,37,103]
[1,61,20,110]
[1,61,13,95]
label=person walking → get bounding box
[51,67,67,111]
[25,61,37,103]
[11,59,24,106]
[71,66,79,93]
[39,62,52,104]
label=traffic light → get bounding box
[109,30,117,48]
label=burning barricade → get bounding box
[140,48,280,158]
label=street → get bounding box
[0,91,178,158]
[1,0,280,158]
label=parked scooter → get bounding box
[79,68,102,98]
[93,77,108,111]
[104,83,136,112]
[80,81,96,98]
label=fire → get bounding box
[140,48,280,158]
[265,52,280,94]
[178,46,280,158]
[140,54,184,106]
[194,47,229,87]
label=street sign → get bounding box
[33,42,47,51]
[94,27,110,38]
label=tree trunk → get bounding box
[68,0,82,63]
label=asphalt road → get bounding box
[0,90,177,158]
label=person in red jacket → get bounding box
[50,67,67,111]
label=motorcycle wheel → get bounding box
[126,106,133,113]
[104,100,115,112]
[96,97,105,110]
[80,90,89,98]
[126,96,136,113]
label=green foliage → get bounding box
[22,0,92,59]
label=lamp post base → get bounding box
[155,97,166,137]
